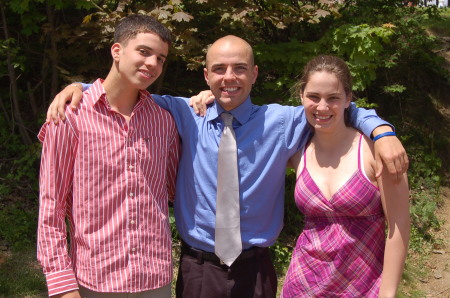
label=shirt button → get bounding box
[128,165,134,170]
[129,193,134,197]
[131,248,136,252]
[130,220,135,224]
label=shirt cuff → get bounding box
[360,118,395,139]
[46,270,79,296]
[80,83,91,92]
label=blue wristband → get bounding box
[373,131,396,142]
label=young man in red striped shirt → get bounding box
[37,15,180,298]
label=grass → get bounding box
[0,248,46,297]
[422,7,450,36]
[397,256,428,297]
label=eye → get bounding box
[234,66,247,73]
[157,57,165,64]
[139,49,149,56]
[307,95,320,102]
[212,67,226,74]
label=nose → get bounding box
[317,99,328,111]
[145,55,158,67]
[223,67,236,80]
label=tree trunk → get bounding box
[0,3,33,146]
[27,82,38,116]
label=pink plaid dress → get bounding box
[282,135,385,297]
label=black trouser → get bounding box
[176,241,277,298]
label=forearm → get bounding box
[379,223,410,297]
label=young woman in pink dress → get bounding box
[282,55,410,297]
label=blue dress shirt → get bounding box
[151,94,390,252]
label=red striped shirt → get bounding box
[37,79,180,296]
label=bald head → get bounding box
[206,35,255,68]
[203,35,258,111]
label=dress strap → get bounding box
[358,133,373,182]
[296,143,309,181]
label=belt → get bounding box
[180,241,266,266]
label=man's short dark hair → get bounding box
[114,14,171,46]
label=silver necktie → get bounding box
[215,113,242,266]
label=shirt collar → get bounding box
[90,79,107,107]
[205,96,253,125]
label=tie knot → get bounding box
[221,113,234,126]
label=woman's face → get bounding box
[301,71,351,133]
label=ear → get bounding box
[203,68,210,86]
[111,43,122,62]
[251,65,259,84]
[345,92,352,108]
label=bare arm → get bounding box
[377,167,410,297]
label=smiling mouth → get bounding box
[139,70,155,79]
[314,114,332,120]
[221,87,239,93]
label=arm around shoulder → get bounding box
[350,104,409,181]
[47,83,85,123]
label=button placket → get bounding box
[126,128,140,259]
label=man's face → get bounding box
[113,32,168,90]
[204,40,258,111]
